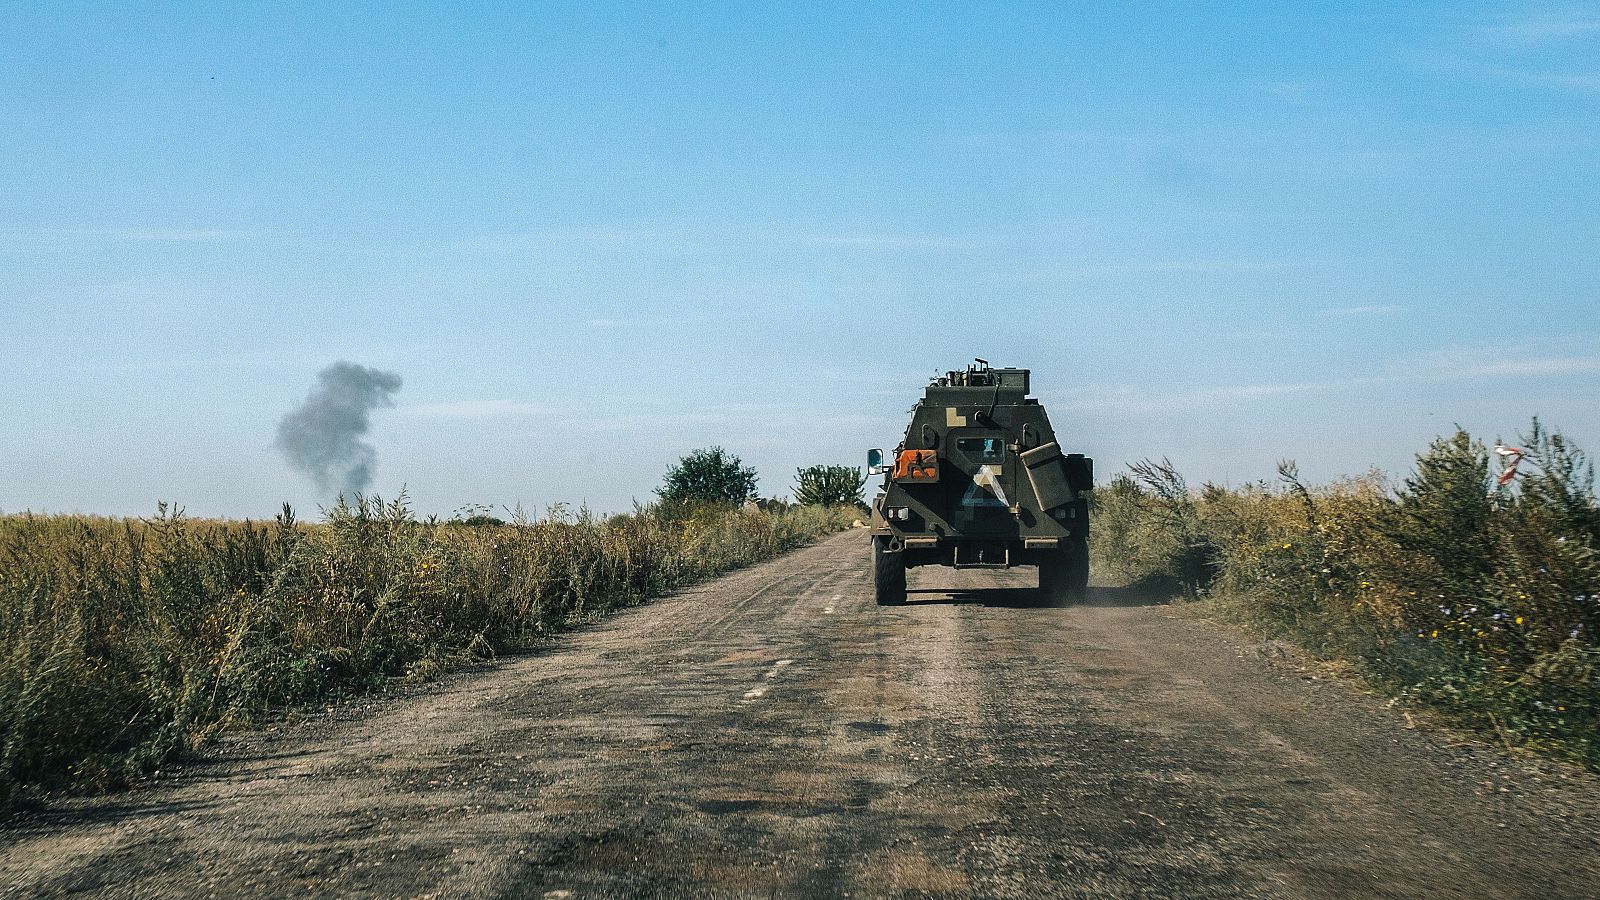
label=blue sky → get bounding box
[3,1,1598,517]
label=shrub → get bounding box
[793,464,866,507]
[1090,459,1218,595]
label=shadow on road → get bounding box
[905,585,1170,609]
[1081,585,1173,608]
[906,586,1041,607]
[7,797,214,832]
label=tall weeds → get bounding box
[1090,421,1599,769]
[0,498,854,807]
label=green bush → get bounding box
[793,464,866,507]
[1089,458,1219,595]
[656,447,759,507]
[0,496,855,807]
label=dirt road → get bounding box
[3,530,1597,898]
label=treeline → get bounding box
[1092,420,1598,769]
[0,490,857,809]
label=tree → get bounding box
[793,464,865,507]
[657,447,759,506]
[1392,429,1494,583]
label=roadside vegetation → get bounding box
[1092,420,1599,770]
[0,449,859,809]
[793,464,866,508]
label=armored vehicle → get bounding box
[867,361,1093,606]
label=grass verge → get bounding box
[0,496,857,809]
[1091,420,1598,770]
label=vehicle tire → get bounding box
[1039,540,1089,607]
[873,538,907,606]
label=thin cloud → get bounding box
[113,228,258,242]
[1046,379,1352,416]
[585,318,627,327]
[450,226,662,252]
[1488,67,1600,93]
[402,400,551,418]
[1319,305,1405,317]
[1049,349,1600,416]
[1453,13,1600,93]
[0,226,264,252]
[1484,17,1600,44]
[451,223,1008,254]
[1025,258,1325,281]
[804,233,996,252]
[1434,354,1600,378]
[1549,73,1600,91]
[45,226,260,242]
[583,412,736,430]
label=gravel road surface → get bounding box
[4,530,1597,898]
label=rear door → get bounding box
[946,430,1016,535]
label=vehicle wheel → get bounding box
[1039,540,1089,607]
[873,538,907,606]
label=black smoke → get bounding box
[275,362,403,495]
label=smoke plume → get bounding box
[275,362,403,495]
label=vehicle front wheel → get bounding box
[873,538,907,606]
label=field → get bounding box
[0,496,856,807]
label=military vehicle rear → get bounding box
[867,361,1093,606]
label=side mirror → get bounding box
[866,448,889,475]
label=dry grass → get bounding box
[0,495,855,807]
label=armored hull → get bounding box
[868,363,1092,605]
